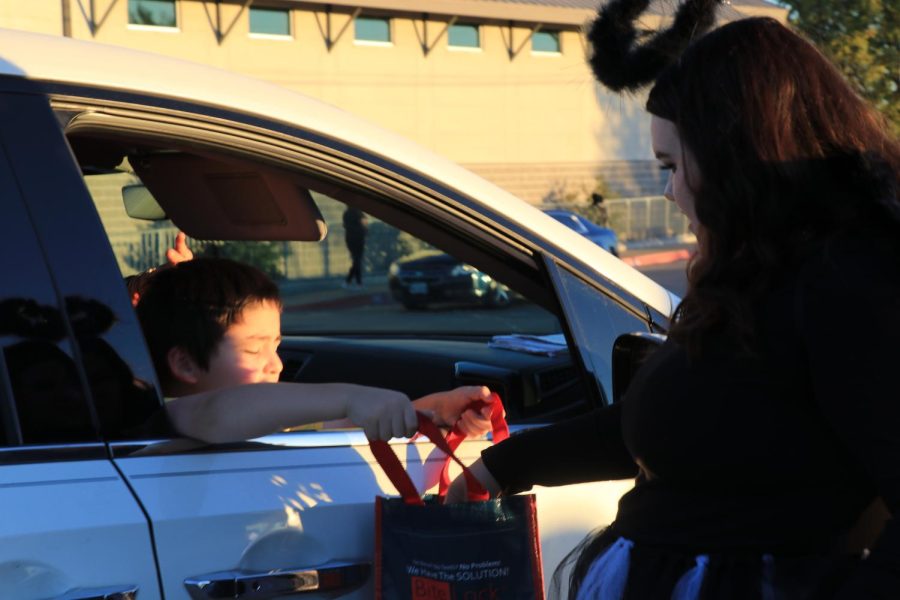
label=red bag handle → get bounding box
[370,393,508,506]
[437,395,508,496]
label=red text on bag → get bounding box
[411,576,451,600]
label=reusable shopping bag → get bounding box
[372,396,545,600]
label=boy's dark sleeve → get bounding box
[481,402,637,495]
[798,242,900,597]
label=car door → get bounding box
[37,83,652,599]
[0,88,160,600]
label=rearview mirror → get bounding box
[611,332,665,403]
[122,183,166,221]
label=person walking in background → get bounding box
[590,191,609,227]
[448,0,900,597]
[343,206,368,288]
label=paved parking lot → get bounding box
[277,244,691,334]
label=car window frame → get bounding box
[0,86,114,458]
[47,84,657,318]
[54,91,557,310]
[0,79,170,445]
[540,254,656,408]
[37,82,665,448]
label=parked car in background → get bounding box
[0,28,677,599]
[388,251,510,309]
[543,208,620,256]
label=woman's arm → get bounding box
[447,403,637,501]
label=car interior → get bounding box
[64,122,595,434]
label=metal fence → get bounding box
[607,196,691,242]
[544,195,690,244]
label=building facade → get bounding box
[1,0,786,203]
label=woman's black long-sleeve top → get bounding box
[482,230,900,596]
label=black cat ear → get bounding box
[588,0,721,93]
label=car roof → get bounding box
[0,27,677,317]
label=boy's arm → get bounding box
[165,382,417,443]
[321,385,494,436]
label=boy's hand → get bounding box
[130,231,193,307]
[346,388,418,441]
[413,386,495,437]
[166,231,194,266]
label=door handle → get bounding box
[184,561,369,599]
[52,585,138,600]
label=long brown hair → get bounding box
[645,17,900,353]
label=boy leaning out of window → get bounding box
[132,241,495,444]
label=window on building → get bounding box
[448,23,479,49]
[249,7,291,37]
[355,16,391,44]
[128,0,177,28]
[532,29,561,53]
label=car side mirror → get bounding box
[611,332,665,403]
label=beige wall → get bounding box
[52,3,610,165]
[0,2,63,35]
[0,1,785,203]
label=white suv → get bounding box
[0,28,676,599]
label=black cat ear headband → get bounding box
[588,0,724,93]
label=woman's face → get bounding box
[650,116,700,234]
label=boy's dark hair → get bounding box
[135,257,281,387]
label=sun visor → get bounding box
[130,152,327,241]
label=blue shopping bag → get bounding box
[372,398,544,600]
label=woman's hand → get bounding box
[445,457,502,503]
[412,386,495,436]
[345,388,418,441]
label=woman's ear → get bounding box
[167,346,201,384]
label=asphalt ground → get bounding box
[621,241,694,298]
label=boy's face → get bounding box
[191,300,283,393]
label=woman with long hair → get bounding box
[450,1,900,597]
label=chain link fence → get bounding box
[544,196,692,245]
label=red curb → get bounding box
[621,248,692,267]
